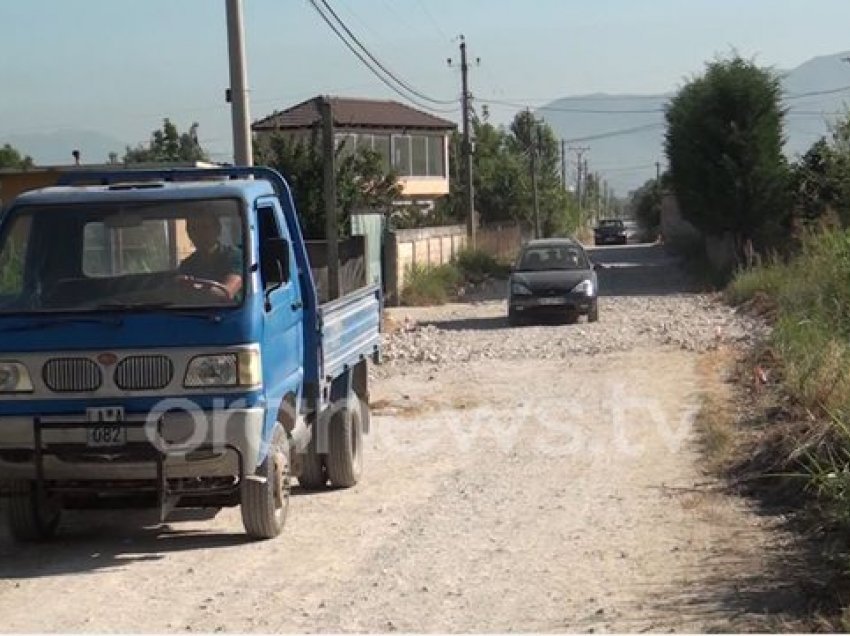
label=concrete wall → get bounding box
[384,225,467,305]
[383,223,525,305]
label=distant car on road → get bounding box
[508,238,599,326]
[594,219,627,246]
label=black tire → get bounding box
[297,432,327,489]
[588,301,599,323]
[241,424,290,540]
[6,481,61,542]
[326,396,364,488]
[508,311,522,327]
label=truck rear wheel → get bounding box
[298,433,327,489]
[6,481,61,542]
[241,424,290,540]
[326,395,364,488]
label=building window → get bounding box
[426,135,445,177]
[373,134,391,171]
[411,136,428,176]
[392,135,411,175]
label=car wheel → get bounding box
[588,301,599,323]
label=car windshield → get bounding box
[0,198,245,314]
[600,220,624,228]
[517,245,588,271]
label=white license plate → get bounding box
[86,407,126,448]
[537,297,566,306]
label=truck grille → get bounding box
[43,358,102,392]
[114,355,173,390]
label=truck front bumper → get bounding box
[0,408,265,482]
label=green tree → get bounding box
[123,118,209,163]
[0,144,34,169]
[255,132,401,239]
[630,178,662,237]
[445,109,582,237]
[791,112,850,228]
[665,55,790,255]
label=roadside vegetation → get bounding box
[400,248,509,306]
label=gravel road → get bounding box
[0,244,799,632]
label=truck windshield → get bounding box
[0,198,246,314]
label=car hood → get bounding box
[512,269,592,293]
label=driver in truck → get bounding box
[179,214,243,300]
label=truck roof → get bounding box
[10,177,277,208]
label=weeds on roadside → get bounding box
[400,248,510,306]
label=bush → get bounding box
[453,248,510,283]
[400,263,461,306]
[728,229,850,523]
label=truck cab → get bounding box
[0,167,380,541]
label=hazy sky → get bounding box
[3,0,850,163]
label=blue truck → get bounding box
[0,167,381,541]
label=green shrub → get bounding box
[400,263,461,306]
[453,248,510,283]
[730,229,850,521]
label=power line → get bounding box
[485,98,665,115]
[785,84,850,100]
[309,0,456,108]
[563,123,665,144]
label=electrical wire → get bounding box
[562,123,665,144]
[310,0,456,108]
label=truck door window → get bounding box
[257,205,286,290]
[0,215,31,299]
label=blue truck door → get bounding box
[256,197,304,427]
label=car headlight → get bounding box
[184,349,261,388]
[511,281,532,296]
[572,279,595,297]
[0,361,33,393]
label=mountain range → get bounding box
[535,50,850,196]
[5,51,850,198]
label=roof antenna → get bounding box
[72,149,81,166]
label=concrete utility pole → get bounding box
[225,0,253,166]
[459,36,475,248]
[527,110,541,239]
[320,97,340,300]
[568,146,590,211]
[560,140,567,191]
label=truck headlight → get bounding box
[511,281,532,296]
[0,361,33,393]
[184,350,261,388]
[572,280,594,297]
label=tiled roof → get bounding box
[253,96,457,132]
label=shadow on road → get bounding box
[588,243,699,297]
[0,508,253,579]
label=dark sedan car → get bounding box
[594,219,627,245]
[508,239,599,325]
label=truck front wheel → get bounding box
[240,424,290,539]
[326,395,364,488]
[6,481,61,542]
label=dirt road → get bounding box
[0,245,798,632]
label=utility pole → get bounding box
[458,36,475,248]
[527,109,541,239]
[225,0,253,166]
[560,139,567,191]
[568,146,590,214]
[320,97,340,300]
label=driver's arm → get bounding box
[221,273,242,300]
